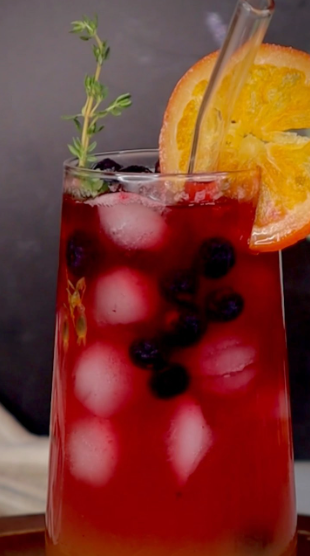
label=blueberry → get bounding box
[66,231,99,276]
[161,269,197,304]
[205,288,244,321]
[129,338,166,370]
[94,157,122,172]
[121,165,153,173]
[155,159,160,173]
[199,237,235,279]
[149,363,190,399]
[164,305,203,346]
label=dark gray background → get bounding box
[1,0,310,458]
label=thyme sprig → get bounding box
[64,15,131,168]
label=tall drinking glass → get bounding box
[45,150,296,556]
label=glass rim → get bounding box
[64,149,259,181]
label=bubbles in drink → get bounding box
[94,267,159,325]
[74,343,134,417]
[98,198,168,250]
[68,419,118,486]
[166,398,213,484]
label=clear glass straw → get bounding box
[188,0,275,173]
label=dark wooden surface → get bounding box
[0,514,309,555]
[0,514,45,555]
[298,516,310,555]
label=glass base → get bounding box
[45,530,297,556]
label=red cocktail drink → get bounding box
[45,151,296,556]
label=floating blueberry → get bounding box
[161,269,197,304]
[66,231,99,276]
[205,288,244,321]
[164,305,203,346]
[199,237,235,279]
[94,157,122,172]
[149,363,190,399]
[129,338,166,371]
[121,165,152,173]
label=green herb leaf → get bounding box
[88,141,97,153]
[62,114,81,121]
[73,117,82,131]
[117,93,132,107]
[68,143,80,157]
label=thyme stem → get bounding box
[64,15,132,168]
[79,33,102,167]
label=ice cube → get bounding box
[68,418,118,486]
[94,267,159,325]
[185,326,259,395]
[98,200,168,250]
[74,342,134,417]
[166,399,213,484]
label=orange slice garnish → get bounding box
[159,44,310,251]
